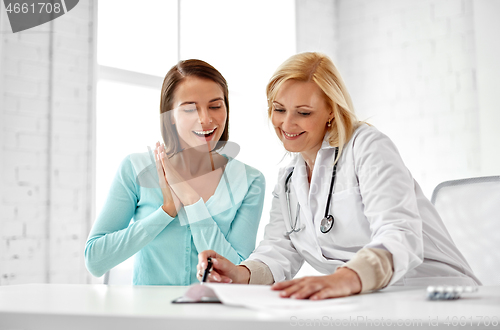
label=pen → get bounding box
[201,257,212,283]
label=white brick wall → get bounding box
[0,1,96,285]
[297,0,494,197]
[296,0,337,59]
[474,0,500,175]
[335,0,486,196]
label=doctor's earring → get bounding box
[327,119,332,127]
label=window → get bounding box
[96,1,296,280]
[96,0,178,214]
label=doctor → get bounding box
[197,52,480,299]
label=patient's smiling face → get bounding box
[171,76,227,151]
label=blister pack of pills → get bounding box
[427,286,478,300]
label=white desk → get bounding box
[0,284,498,330]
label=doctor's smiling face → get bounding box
[170,76,227,151]
[272,79,333,162]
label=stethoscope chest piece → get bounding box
[320,215,334,233]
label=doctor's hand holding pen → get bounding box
[196,250,249,284]
[196,250,362,300]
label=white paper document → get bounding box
[177,283,358,313]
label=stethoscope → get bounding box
[284,148,339,236]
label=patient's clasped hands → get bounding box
[154,142,200,217]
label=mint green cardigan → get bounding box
[85,152,265,285]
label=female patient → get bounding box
[197,52,480,298]
[85,59,265,285]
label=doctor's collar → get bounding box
[320,134,336,150]
[282,134,336,172]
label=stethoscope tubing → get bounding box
[324,148,339,218]
[284,171,301,236]
[285,147,339,235]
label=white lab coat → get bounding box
[248,124,480,286]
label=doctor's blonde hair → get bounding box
[266,52,361,163]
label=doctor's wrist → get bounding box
[235,265,251,284]
[335,267,362,294]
